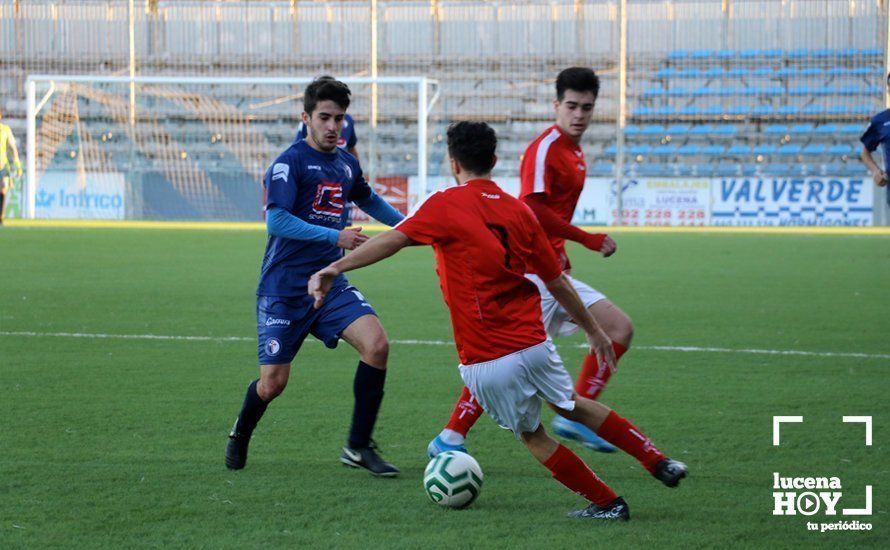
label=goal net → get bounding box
[23,75,437,221]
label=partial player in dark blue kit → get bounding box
[225,77,405,476]
[859,72,890,207]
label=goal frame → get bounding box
[24,74,440,219]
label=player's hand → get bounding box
[308,265,340,309]
[598,236,617,257]
[872,170,888,187]
[13,161,22,179]
[337,226,369,250]
[585,328,616,374]
[583,233,616,257]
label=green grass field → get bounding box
[1,227,888,549]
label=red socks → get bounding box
[444,386,483,436]
[597,411,665,473]
[575,341,627,400]
[543,444,617,506]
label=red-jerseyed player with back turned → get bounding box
[309,122,687,520]
[429,67,632,456]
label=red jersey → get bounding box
[395,179,562,365]
[519,125,586,271]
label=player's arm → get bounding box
[524,193,616,257]
[266,207,367,250]
[523,207,615,370]
[859,145,887,187]
[545,274,616,372]
[309,229,414,308]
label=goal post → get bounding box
[24,74,439,221]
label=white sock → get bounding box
[439,429,465,446]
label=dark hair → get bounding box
[447,121,497,175]
[304,76,351,115]
[556,67,600,101]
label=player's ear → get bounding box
[301,111,311,125]
[553,99,560,112]
[491,155,498,171]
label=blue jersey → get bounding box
[860,109,890,170]
[294,114,358,151]
[258,140,372,297]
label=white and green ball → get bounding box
[423,451,484,508]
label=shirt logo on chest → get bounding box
[312,182,345,218]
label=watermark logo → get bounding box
[772,416,873,533]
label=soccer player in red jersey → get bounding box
[309,122,687,520]
[429,67,630,455]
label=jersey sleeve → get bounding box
[346,159,373,202]
[860,120,881,152]
[394,191,449,245]
[264,153,298,212]
[520,204,562,282]
[519,137,556,199]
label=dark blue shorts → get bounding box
[256,285,377,365]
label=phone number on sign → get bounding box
[611,209,707,226]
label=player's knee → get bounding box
[610,315,634,347]
[258,376,288,400]
[362,336,389,368]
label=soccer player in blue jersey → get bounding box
[225,77,405,476]
[860,72,890,208]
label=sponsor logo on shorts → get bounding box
[265,338,281,357]
[265,317,291,327]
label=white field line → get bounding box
[1,330,888,360]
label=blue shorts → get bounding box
[256,285,377,365]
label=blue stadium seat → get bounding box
[803,105,827,115]
[751,67,775,77]
[787,48,810,59]
[726,105,751,116]
[727,144,751,155]
[753,144,779,155]
[778,144,803,155]
[689,124,715,135]
[789,123,815,134]
[763,124,789,135]
[665,124,692,135]
[700,145,725,155]
[712,125,738,136]
[656,68,681,78]
[776,105,801,116]
[726,67,749,78]
[827,144,854,155]
[703,67,726,78]
[589,162,613,175]
[627,145,655,155]
[715,164,740,176]
[715,49,736,59]
[604,144,618,155]
[802,144,827,155]
[677,144,702,155]
[691,49,713,59]
[641,88,665,98]
[625,124,643,135]
[752,105,775,116]
[667,50,690,60]
[860,47,881,56]
[640,124,666,135]
[814,123,839,135]
[840,124,864,134]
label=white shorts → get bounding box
[458,340,575,436]
[525,274,607,337]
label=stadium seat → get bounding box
[640,124,666,136]
[763,124,789,135]
[777,144,803,155]
[802,144,827,155]
[753,144,779,155]
[727,144,752,155]
[789,123,815,134]
[665,124,692,135]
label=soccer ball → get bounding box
[423,451,484,508]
